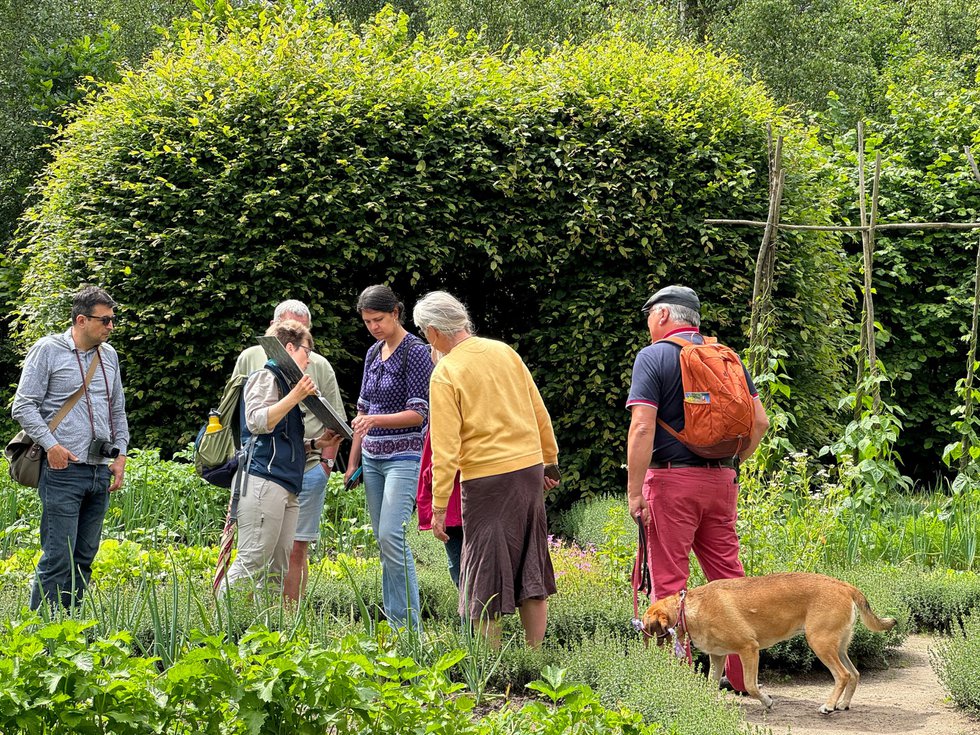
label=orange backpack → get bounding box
[656,336,755,459]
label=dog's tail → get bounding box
[852,588,897,632]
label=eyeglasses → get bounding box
[85,314,119,326]
[297,344,313,356]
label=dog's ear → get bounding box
[641,602,671,638]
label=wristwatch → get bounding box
[321,457,335,470]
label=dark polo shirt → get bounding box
[626,328,757,464]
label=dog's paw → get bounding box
[761,694,774,710]
[818,705,836,715]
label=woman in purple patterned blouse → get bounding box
[345,285,433,630]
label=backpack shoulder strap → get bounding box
[657,336,690,349]
[370,337,417,374]
[400,337,412,374]
[656,335,719,349]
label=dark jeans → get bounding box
[445,526,464,589]
[31,460,111,610]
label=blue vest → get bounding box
[239,362,305,495]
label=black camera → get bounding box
[88,437,119,463]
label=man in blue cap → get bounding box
[626,285,770,694]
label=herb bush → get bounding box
[557,494,636,575]
[12,4,850,506]
[901,569,980,635]
[931,611,980,715]
[560,632,750,735]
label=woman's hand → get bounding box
[289,375,318,404]
[431,509,449,542]
[351,413,380,438]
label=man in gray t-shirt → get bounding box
[12,286,130,610]
[232,299,346,602]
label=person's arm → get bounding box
[345,422,363,484]
[245,371,317,433]
[627,404,657,525]
[11,340,59,451]
[351,409,424,437]
[429,374,463,513]
[346,361,372,480]
[738,397,771,462]
[266,375,318,429]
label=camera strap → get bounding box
[73,349,106,443]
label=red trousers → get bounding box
[642,466,746,691]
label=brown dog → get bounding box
[642,573,896,714]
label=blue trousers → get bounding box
[32,461,110,610]
[362,456,421,630]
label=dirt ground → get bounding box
[736,634,980,735]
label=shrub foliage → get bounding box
[13,6,850,502]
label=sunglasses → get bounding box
[85,314,120,326]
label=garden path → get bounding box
[737,634,980,735]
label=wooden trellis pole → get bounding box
[959,146,980,472]
[746,131,785,379]
[705,126,980,419]
[854,122,883,416]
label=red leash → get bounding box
[671,590,694,665]
[631,515,692,664]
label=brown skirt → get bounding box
[458,464,557,620]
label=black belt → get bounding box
[650,459,737,469]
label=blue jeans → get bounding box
[362,456,421,630]
[293,463,330,543]
[32,461,111,610]
[445,526,464,589]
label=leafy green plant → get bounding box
[821,369,912,509]
[487,664,659,734]
[0,617,166,735]
[943,367,980,494]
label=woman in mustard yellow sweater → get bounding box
[413,291,560,647]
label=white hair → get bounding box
[663,303,700,327]
[273,299,311,322]
[413,291,473,336]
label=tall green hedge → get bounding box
[12,7,850,504]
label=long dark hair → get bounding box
[357,285,404,324]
